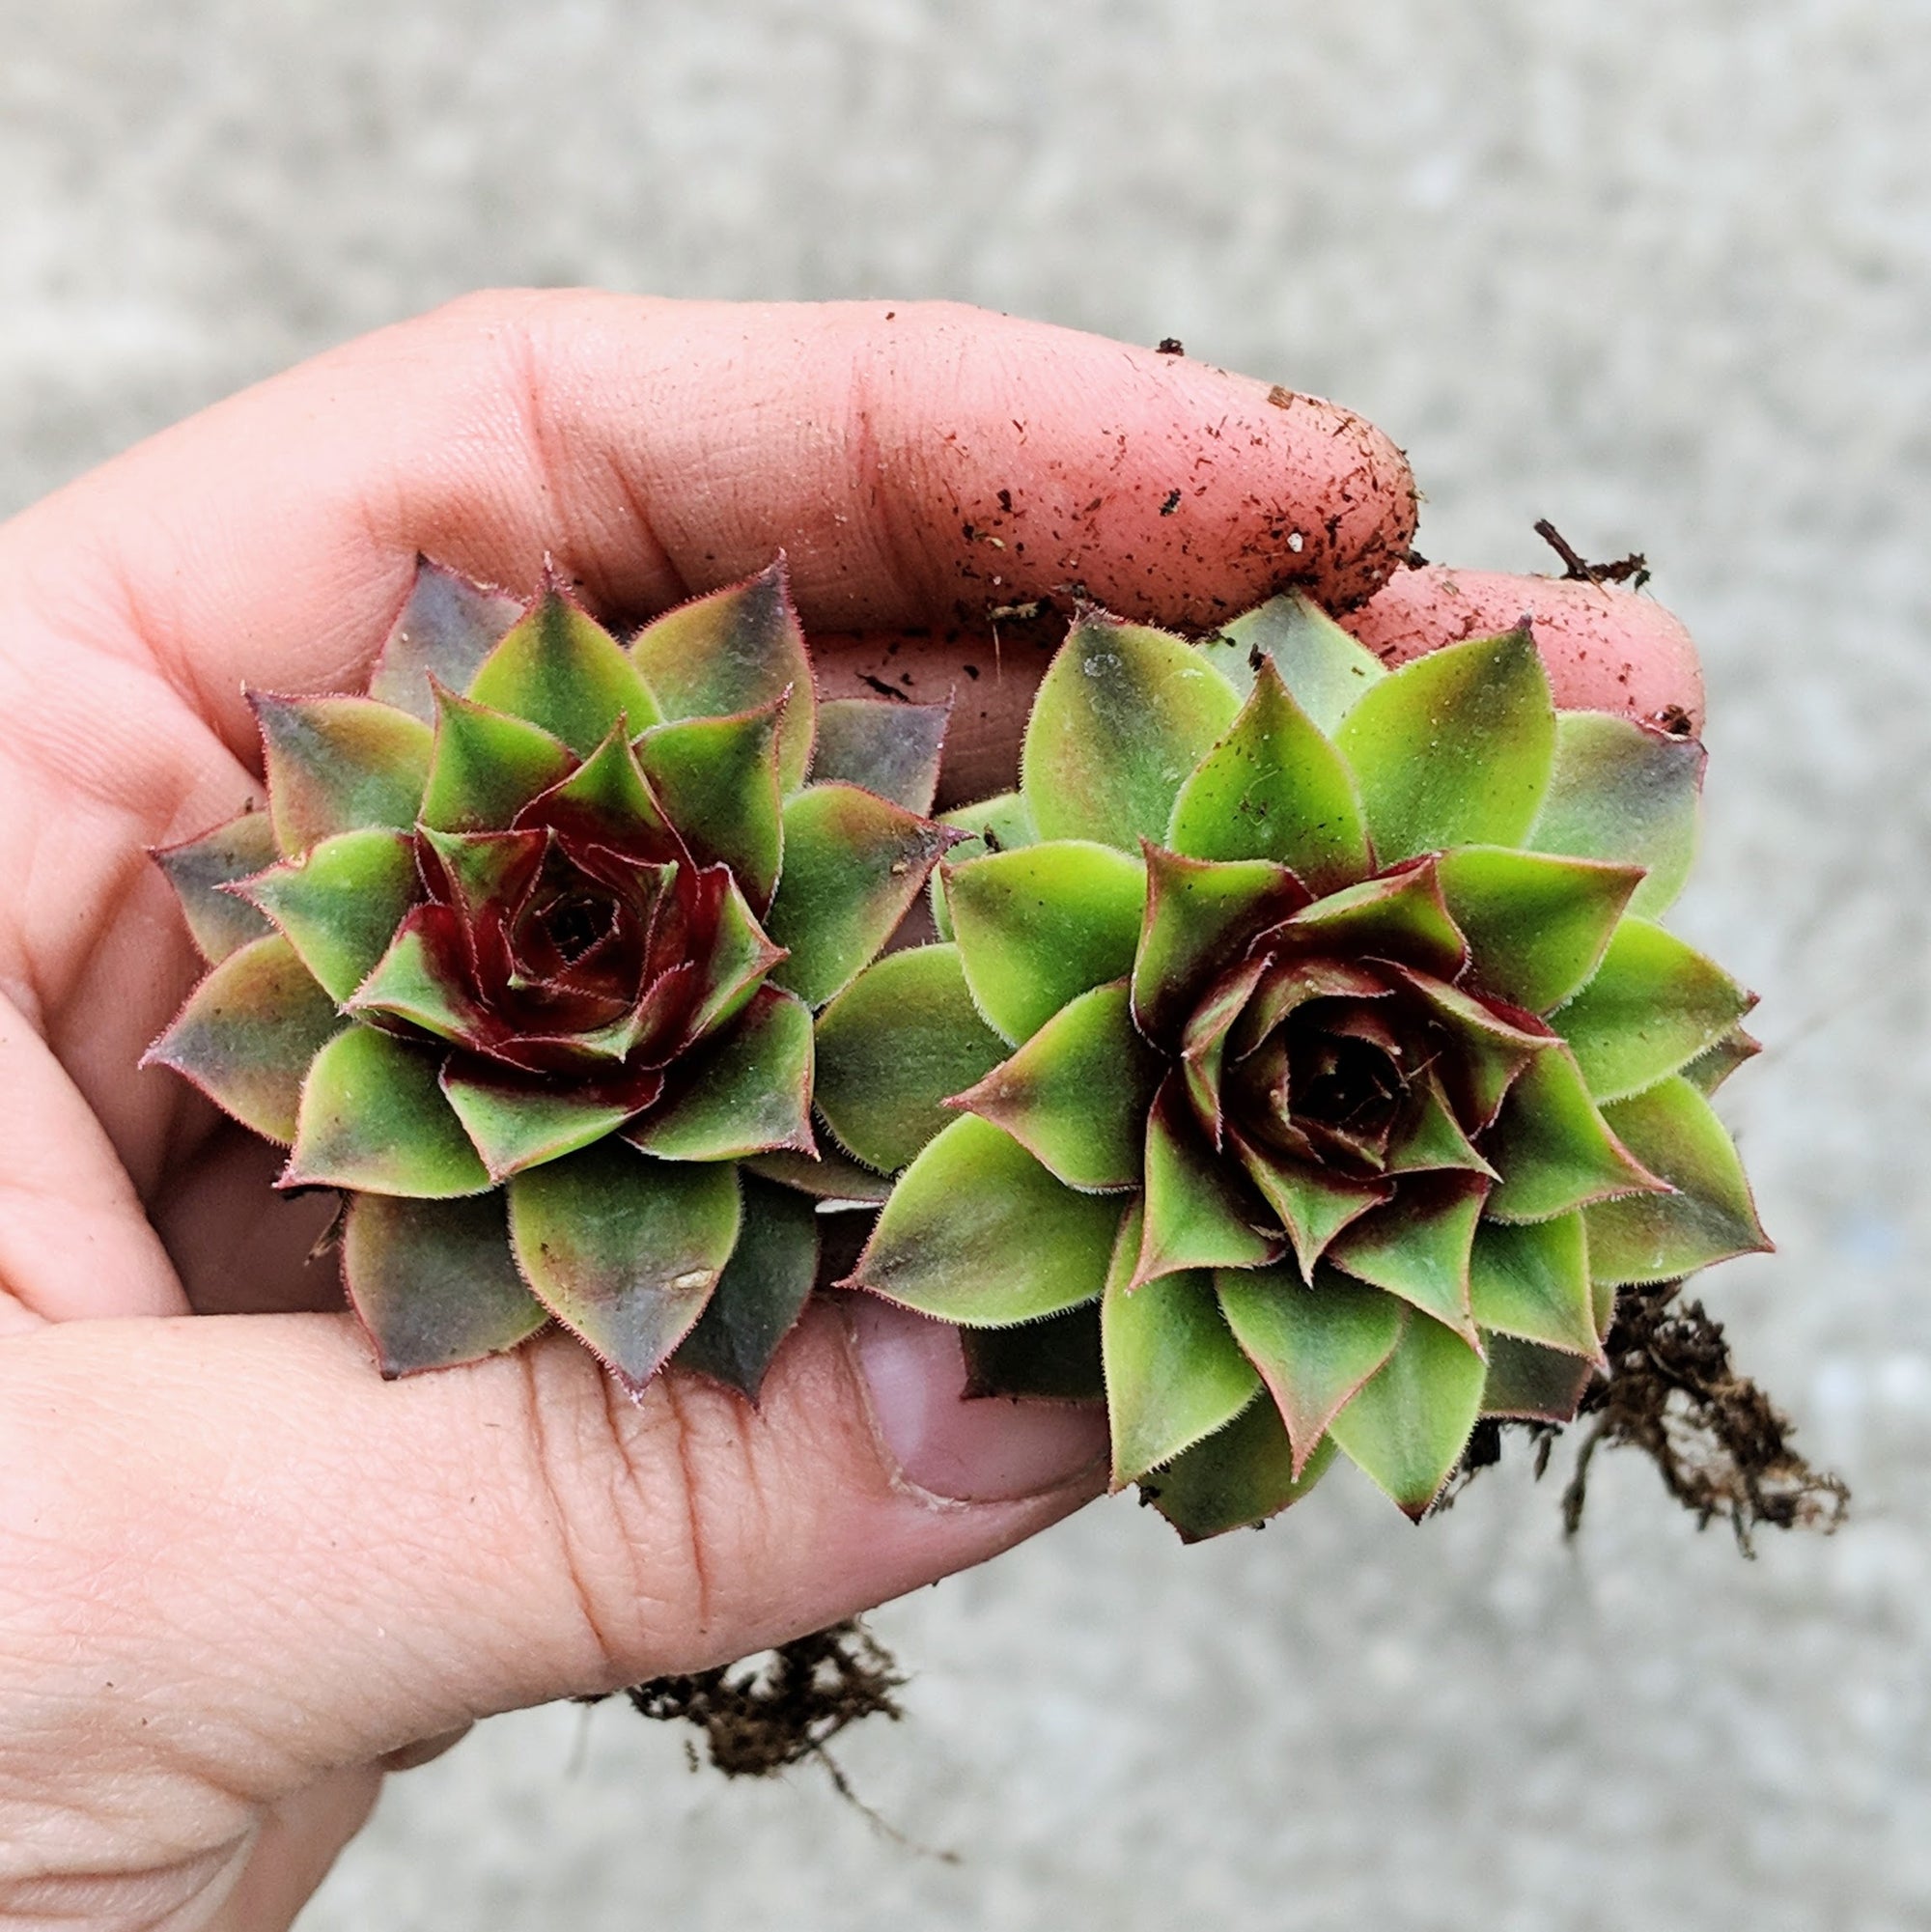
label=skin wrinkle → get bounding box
[659,1370,716,1649]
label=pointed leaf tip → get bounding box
[153,809,279,964]
[252,692,434,856]
[368,557,522,722]
[466,586,660,754]
[810,696,951,814]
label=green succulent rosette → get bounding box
[147,559,955,1398]
[829,593,1769,1535]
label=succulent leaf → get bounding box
[1102,1206,1262,1486]
[1334,629,1555,864]
[928,791,1039,940]
[672,1175,819,1402]
[627,985,816,1162]
[253,693,434,857]
[689,873,790,1038]
[1324,1309,1487,1519]
[440,1065,648,1182]
[528,726,670,845]
[419,686,574,834]
[346,910,485,1043]
[951,979,1163,1192]
[1277,861,1465,979]
[465,585,660,755]
[1435,846,1643,1013]
[1384,1075,1497,1179]
[629,563,816,794]
[1553,917,1756,1102]
[1198,589,1387,732]
[367,558,521,722]
[1584,1076,1770,1283]
[1216,1262,1406,1474]
[814,945,1009,1175]
[847,1114,1124,1326]
[342,1190,547,1375]
[1232,1135,1391,1280]
[1132,845,1309,1046]
[1142,1395,1337,1541]
[1326,1173,1487,1343]
[1482,1044,1665,1221]
[154,810,278,964]
[1021,611,1241,849]
[143,934,343,1144]
[1527,713,1703,918]
[1466,1212,1602,1359]
[507,1142,742,1394]
[742,1143,892,1205]
[1479,1332,1596,1423]
[1137,1078,1283,1284]
[1167,657,1372,891]
[961,1302,1105,1401]
[1680,1025,1762,1096]
[285,1024,491,1197]
[765,784,956,1009]
[810,697,951,814]
[944,840,1147,1044]
[238,826,421,1003]
[635,699,785,910]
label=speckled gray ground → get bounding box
[4,3,1927,1926]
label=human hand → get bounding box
[0,294,1701,1929]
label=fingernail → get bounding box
[845,1295,1109,1503]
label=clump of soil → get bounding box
[616,1619,904,1779]
[1452,1281,1850,1554]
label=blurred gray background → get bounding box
[5,2,1926,1926]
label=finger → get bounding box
[3,294,1415,761]
[1341,565,1705,731]
[0,1299,1105,1833]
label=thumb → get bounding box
[0,1300,1104,1806]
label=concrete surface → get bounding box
[4,2,1927,1926]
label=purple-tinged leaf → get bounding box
[1021,610,1241,851]
[1135,1077,1283,1286]
[961,1302,1105,1402]
[284,1024,490,1197]
[846,1114,1123,1326]
[1435,845,1643,1014]
[629,985,815,1162]
[1325,1309,1487,1519]
[153,810,277,964]
[629,562,816,794]
[815,945,1008,1175]
[1467,1212,1602,1360]
[1483,1043,1666,1222]
[441,1064,654,1183]
[951,979,1161,1192]
[1334,628,1555,865]
[252,693,434,857]
[466,584,659,755]
[765,784,958,1009]
[508,1141,742,1395]
[672,1175,819,1403]
[1231,1134,1390,1281]
[342,1190,547,1376]
[1680,1025,1761,1097]
[1479,1334,1596,1423]
[1382,964,1549,1132]
[1326,1172,1487,1344]
[238,826,420,1002]
[689,871,789,1039]
[1217,1261,1406,1474]
[1167,657,1372,892]
[522,727,670,847]
[811,697,951,814]
[1585,1076,1771,1284]
[1179,955,1270,1145]
[1274,859,1465,979]
[1141,1395,1337,1542]
[348,909,488,1044]
[420,686,574,834]
[143,934,343,1144]
[367,557,522,723]
[931,792,1038,940]
[1198,589,1387,734]
[1226,956,1389,1061]
[1132,844,1307,1047]
[943,840,1146,1044]
[1384,1074,1497,1179]
[1527,712,1703,919]
[1102,1205,1262,1487]
[1552,916,1756,1103]
[636,698,785,910]
[742,1144,891,1205]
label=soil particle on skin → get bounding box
[1156,337,1185,355]
[1533,518,1652,592]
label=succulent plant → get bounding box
[147,559,954,1398]
[829,594,1769,1537]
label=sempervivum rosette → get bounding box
[827,595,1768,1535]
[148,559,954,1397]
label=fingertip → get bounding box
[1342,565,1705,731]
